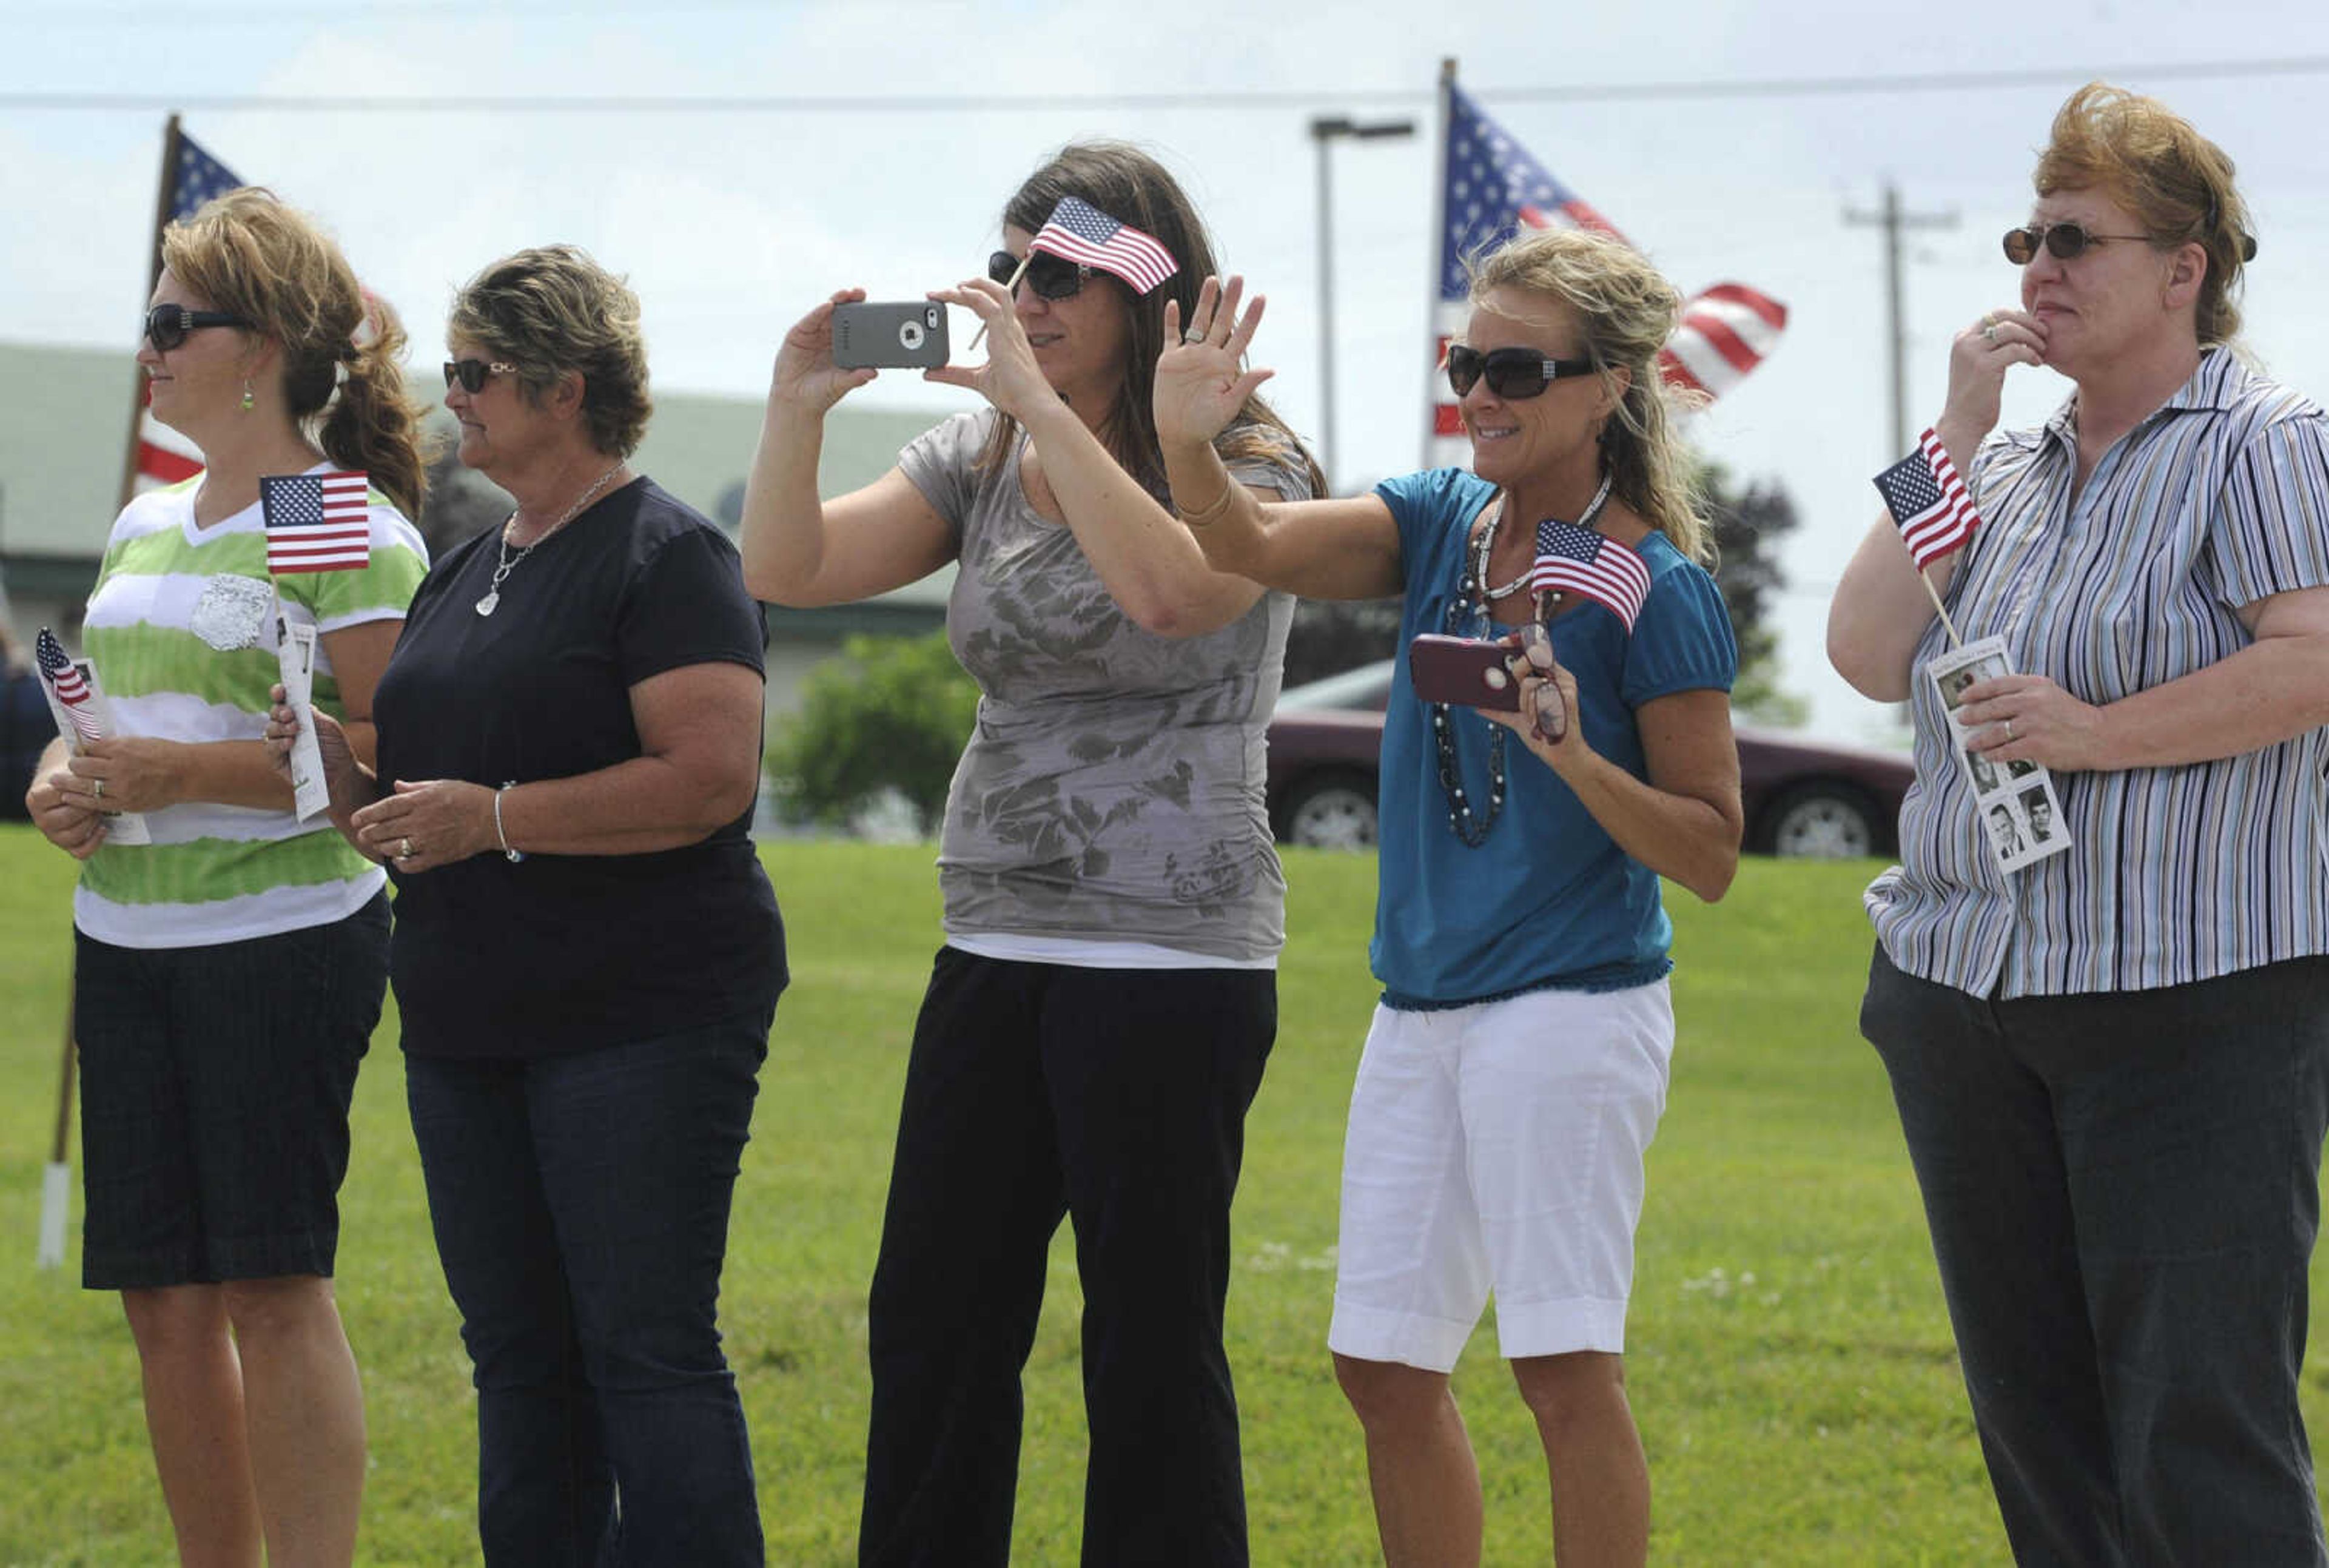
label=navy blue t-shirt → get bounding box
[374,477,786,1057]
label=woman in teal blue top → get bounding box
[1155,227,1741,1567]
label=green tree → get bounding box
[1702,463,1809,727]
[766,631,979,836]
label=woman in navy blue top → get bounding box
[1155,229,1739,1566]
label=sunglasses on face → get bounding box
[442,358,523,394]
[144,304,251,351]
[987,249,1093,301]
[1445,343,1597,400]
[2001,221,2151,265]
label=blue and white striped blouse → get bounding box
[1866,346,2329,998]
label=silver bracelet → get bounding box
[494,782,525,863]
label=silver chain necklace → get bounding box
[476,462,626,617]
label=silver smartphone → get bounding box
[831,301,949,369]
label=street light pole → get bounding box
[1309,113,1416,494]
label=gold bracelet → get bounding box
[1175,473,1241,529]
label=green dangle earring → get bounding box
[240,379,255,413]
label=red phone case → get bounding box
[1407,633,1522,712]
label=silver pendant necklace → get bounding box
[1465,474,1613,605]
[477,462,626,617]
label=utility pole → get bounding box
[1843,182,1958,456]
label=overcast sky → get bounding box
[8,0,2329,738]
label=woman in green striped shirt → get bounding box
[23,189,429,1568]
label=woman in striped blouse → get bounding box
[1829,82,2329,1564]
[24,189,428,1566]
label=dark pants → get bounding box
[405,1010,772,1568]
[1863,946,2329,1567]
[858,948,1277,1568]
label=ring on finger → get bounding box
[1983,323,1998,345]
[2004,719,2015,741]
[1184,326,1208,344]
[91,777,105,800]
[398,837,416,860]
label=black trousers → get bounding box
[858,947,1276,1568]
[1863,946,2329,1567]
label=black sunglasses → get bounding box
[442,358,523,394]
[144,304,251,351]
[2001,221,2151,265]
[987,249,1093,301]
[1445,343,1597,400]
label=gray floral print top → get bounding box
[898,409,1309,963]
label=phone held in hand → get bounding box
[831,301,949,369]
[1408,633,1523,712]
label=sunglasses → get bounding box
[1445,343,1596,400]
[144,304,251,351]
[442,358,523,394]
[2001,221,2151,265]
[987,249,1094,301]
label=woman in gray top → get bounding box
[741,142,1320,1567]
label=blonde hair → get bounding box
[1466,227,1712,565]
[163,187,431,520]
[2034,81,2253,346]
[448,246,653,458]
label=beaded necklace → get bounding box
[1428,476,1612,847]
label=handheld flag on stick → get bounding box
[1530,520,1652,631]
[1030,196,1178,294]
[261,473,373,573]
[1425,63,1787,468]
[1872,428,1983,647]
[259,473,369,818]
[35,628,100,745]
[970,196,1180,352]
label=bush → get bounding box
[767,631,978,836]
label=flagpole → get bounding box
[967,254,1029,354]
[36,991,75,1269]
[117,115,183,516]
[1423,58,1457,472]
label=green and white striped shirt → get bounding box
[1867,348,2329,998]
[75,469,428,949]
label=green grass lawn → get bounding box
[0,827,2316,1564]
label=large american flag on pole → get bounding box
[127,125,243,499]
[1530,519,1653,631]
[261,473,374,573]
[1029,196,1179,295]
[1872,428,1983,572]
[35,628,103,744]
[1427,75,1787,468]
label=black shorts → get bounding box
[75,893,390,1290]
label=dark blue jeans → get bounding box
[405,1010,772,1568]
[1863,947,2329,1567]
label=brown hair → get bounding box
[448,246,653,458]
[2034,81,2253,345]
[163,187,431,520]
[1467,227,1713,565]
[978,141,1326,501]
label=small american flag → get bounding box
[261,472,372,573]
[36,627,101,743]
[1029,196,1178,295]
[1531,520,1652,631]
[1872,429,1982,571]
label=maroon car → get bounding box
[1265,661,1914,857]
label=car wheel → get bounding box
[1761,783,1881,859]
[1279,772,1379,851]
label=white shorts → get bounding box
[1327,980,1675,1371]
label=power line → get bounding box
[5,56,2329,115]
